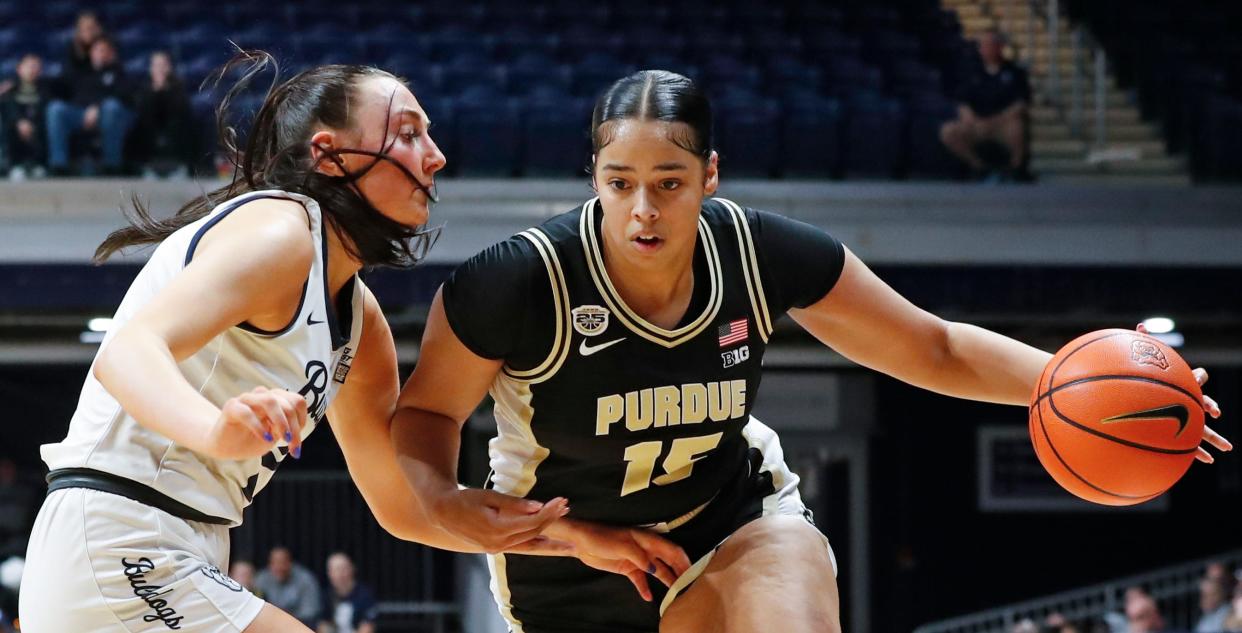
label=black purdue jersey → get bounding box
[443,197,844,525]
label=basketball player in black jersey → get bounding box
[390,71,1228,633]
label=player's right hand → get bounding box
[202,386,308,460]
[428,488,570,554]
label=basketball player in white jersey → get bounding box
[16,53,682,632]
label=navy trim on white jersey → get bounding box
[183,193,310,337]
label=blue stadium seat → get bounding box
[843,92,904,178]
[520,91,591,177]
[504,52,572,96]
[885,58,942,97]
[637,54,699,82]
[714,93,781,178]
[700,58,762,96]
[440,53,504,96]
[571,53,632,98]
[453,87,521,176]
[779,92,844,178]
[767,58,826,98]
[805,31,863,65]
[904,91,960,179]
[41,1,80,25]
[824,58,884,98]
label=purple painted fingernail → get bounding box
[263,432,274,442]
[284,431,292,442]
[647,563,656,575]
[292,446,302,459]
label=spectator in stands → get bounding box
[46,36,134,176]
[1126,595,1167,633]
[1197,577,1231,632]
[1012,618,1040,633]
[128,50,195,179]
[1223,582,1242,631]
[939,29,1032,182]
[0,53,52,179]
[229,559,261,598]
[255,546,322,627]
[64,11,104,81]
[318,552,377,633]
[1206,562,1234,594]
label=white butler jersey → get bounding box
[41,189,364,526]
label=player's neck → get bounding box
[324,225,363,298]
[604,245,696,329]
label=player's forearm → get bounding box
[932,321,1051,406]
[94,326,221,452]
[391,405,465,509]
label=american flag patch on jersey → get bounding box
[718,318,748,347]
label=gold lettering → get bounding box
[626,388,654,432]
[595,394,624,436]
[653,386,680,428]
[681,383,707,424]
[730,379,747,419]
[708,381,731,422]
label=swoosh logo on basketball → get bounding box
[1100,404,1190,436]
[307,313,324,326]
[579,337,625,357]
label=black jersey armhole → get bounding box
[183,194,311,337]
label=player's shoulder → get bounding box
[531,200,591,246]
[702,196,767,229]
[189,196,313,273]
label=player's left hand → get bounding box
[544,518,693,602]
[1136,323,1230,463]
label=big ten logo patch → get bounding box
[333,346,354,384]
[721,345,750,368]
[572,305,610,337]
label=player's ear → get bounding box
[703,150,719,195]
[310,130,346,177]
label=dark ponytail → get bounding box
[94,50,437,268]
[591,70,713,160]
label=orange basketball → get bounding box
[1029,328,1204,506]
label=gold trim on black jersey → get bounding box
[579,198,724,348]
[503,228,573,382]
[716,197,774,343]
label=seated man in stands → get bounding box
[318,552,377,633]
[255,546,322,628]
[1126,595,1167,633]
[45,36,134,175]
[1198,577,1231,632]
[0,53,52,179]
[940,29,1032,182]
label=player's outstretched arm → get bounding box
[386,288,572,553]
[94,199,313,460]
[328,287,566,553]
[789,245,1051,406]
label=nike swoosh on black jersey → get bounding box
[1100,404,1191,436]
[579,338,625,356]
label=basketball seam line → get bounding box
[1043,331,1200,455]
[1033,374,1203,409]
[1037,390,1153,500]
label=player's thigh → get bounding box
[21,488,272,632]
[661,515,840,633]
[243,604,315,633]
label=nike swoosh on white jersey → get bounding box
[579,337,625,356]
